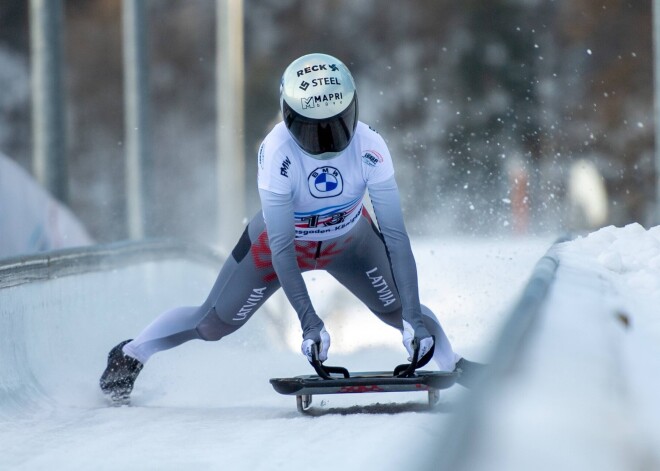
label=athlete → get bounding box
[100,53,480,404]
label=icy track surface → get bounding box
[0,237,550,470]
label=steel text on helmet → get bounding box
[280,53,359,160]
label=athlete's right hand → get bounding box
[402,320,434,364]
[301,327,331,363]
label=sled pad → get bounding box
[270,341,459,413]
[270,370,456,396]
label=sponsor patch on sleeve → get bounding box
[362,150,384,167]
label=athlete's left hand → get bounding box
[416,336,435,365]
[301,327,331,363]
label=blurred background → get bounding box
[0,0,654,253]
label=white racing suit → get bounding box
[123,121,459,371]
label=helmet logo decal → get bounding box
[296,63,339,77]
[301,93,343,110]
[300,77,342,92]
[301,96,315,109]
[308,166,343,198]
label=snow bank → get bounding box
[441,224,660,471]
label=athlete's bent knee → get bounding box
[195,307,239,341]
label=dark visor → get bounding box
[282,95,358,155]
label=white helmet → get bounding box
[280,53,359,160]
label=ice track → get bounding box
[0,237,549,470]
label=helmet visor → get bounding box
[283,95,358,156]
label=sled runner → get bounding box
[270,341,459,414]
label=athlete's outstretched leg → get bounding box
[120,213,279,362]
[100,213,280,402]
[123,305,217,364]
[101,300,223,402]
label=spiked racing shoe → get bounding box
[100,339,143,405]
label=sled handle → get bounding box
[393,338,420,377]
[310,343,350,379]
